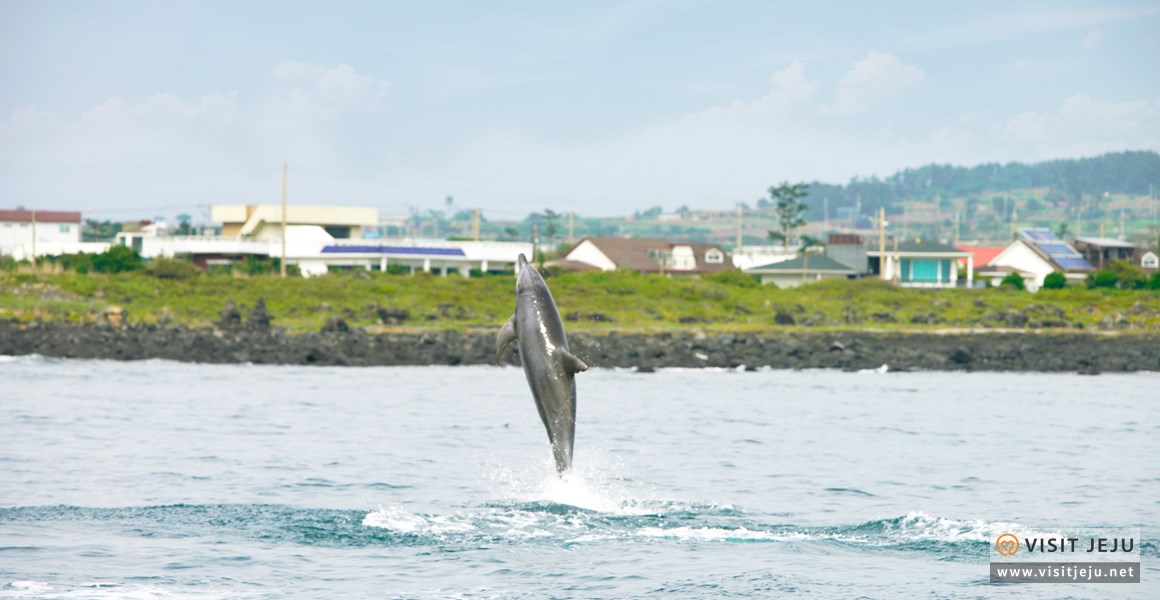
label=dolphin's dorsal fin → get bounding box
[496,314,517,363]
[561,350,588,374]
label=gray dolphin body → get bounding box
[497,254,588,474]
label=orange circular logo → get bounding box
[996,533,1020,556]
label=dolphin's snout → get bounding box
[517,253,528,272]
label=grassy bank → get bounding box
[2,270,1159,333]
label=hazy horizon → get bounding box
[2,1,1158,223]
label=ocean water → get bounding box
[1,356,1157,598]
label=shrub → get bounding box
[1107,260,1147,290]
[1149,271,1160,291]
[999,272,1025,290]
[703,268,760,288]
[146,257,201,280]
[90,245,143,273]
[1042,271,1067,289]
[59,252,95,274]
[1087,270,1118,289]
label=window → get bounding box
[705,249,724,264]
[1143,252,1159,269]
[59,225,71,233]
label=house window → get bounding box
[59,225,71,233]
[1143,252,1159,269]
[705,249,724,264]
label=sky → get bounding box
[1,0,1158,222]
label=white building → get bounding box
[559,236,730,275]
[985,229,1094,290]
[0,209,108,259]
[211,204,378,240]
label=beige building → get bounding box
[212,205,378,240]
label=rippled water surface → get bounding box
[1,356,1157,598]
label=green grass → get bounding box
[2,270,1159,333]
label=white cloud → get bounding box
[991,111,1050,142]
[1008,58,1035,70]
[906,5,1160,48]
[931,126,976,149]
[989,94,1160,153]
[828,51,924,115]
[1081,29,1104,49]
[78,92,237,130]
[687,60,816,124]
[1059,94,1159,135]
[274,60,390,120]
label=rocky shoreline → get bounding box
[2,319,1157,373]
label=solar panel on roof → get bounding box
[1038,243,1080,257]
[1055,258,1094,270]
[1022,229,1057,241]
[321,245,466,256]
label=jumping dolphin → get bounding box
[497,254,588,474]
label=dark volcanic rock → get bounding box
[1,323,1158,373]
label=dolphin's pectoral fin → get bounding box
[561,350,588,374]
[496,314,517,363]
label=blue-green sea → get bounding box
[1,357,1157,598]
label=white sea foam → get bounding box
[361,504,475,534]
[886,510,1056,542]
[1,580,259,599]
[636,526,794,541]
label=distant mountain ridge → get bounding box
[803,150,1159,218]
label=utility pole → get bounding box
[30,209,37,267]
[892,235,900,285]
[878,206,887,281]
[823,197,828,231]
[735,203,743,251]
[1120,208,1126,240]
[472,208,480,241]
[568,211,574,243]
[280,162,288,278]
[532,223,539,264]
[1075,193,1083,239]
[954,211,960,246]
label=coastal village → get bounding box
[2,199,1157,291]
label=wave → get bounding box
[4,503,1154,565]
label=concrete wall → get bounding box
[566,240,617,270]
[0,220,83,258]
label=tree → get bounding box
[91,245,143,273]
[675,205,692,218]
[175,213,193,236]
[769,181,810,250]
[1000,272,1025,290]
[1042,271,1067,289]
[800,235,825,283]
[1087,270,1118,288]
[1107,259,1147,289]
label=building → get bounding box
[0,209,107,259]
[1137,249,1159,272]
[955,246,1004,271]
[867,237,972,288]
[745,254,858,288]
[560,237,730,275]
[211,204,378,240]
[307,239,533,277]
[985,228,1094,290]
[825,234,870,276]
[1072,237,1140,270]
[730,245,797,270]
